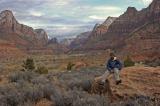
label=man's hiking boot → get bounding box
[116,80,122,85]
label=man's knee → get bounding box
[114,68,120,73]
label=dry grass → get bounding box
[0,51,110,75]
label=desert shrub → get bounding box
[31,77,58,100]
[0,84,25,106]
[124,56,135,67]
[8,71,38,82]
[50,87,65,106]
[36,66,48,74]
[144,58,160,67]
[63,90,109,106]
[8,70,65,105]
[22,58,35,71]
[17,101,34,106]
[31,76,50,85]
[68,80,92,92]
[3,66,160,106]
[22,84,44,102]
[67,62,75,70]
[110,95,156,106]
[0,83,44,106]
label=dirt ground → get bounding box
[108,66,160,98]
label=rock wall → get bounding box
[0,10,65,55]
[0,10,49,48]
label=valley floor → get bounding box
[0,65,159,106]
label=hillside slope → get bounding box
[109,66,160,97]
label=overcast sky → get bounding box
[0,0,152,40]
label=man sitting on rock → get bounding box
[96,52,122,85]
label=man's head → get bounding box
[110,52,116,60]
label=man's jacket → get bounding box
[106,58,122,71]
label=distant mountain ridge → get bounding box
[69,17,116,50]
[69,31,91,49]
[0,10,49,48]
[0,10,66,56]
[71,0,160,61]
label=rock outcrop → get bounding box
[89,17,117,40]
[35,29,48,46]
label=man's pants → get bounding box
[101,68,120,82]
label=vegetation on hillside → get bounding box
[124,56,135,67]
[22,58,35,70]
[67,62,75,70]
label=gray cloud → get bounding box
[0,0,96,39]
[0,0,147,39]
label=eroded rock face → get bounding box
[0,10,14,31]
[0,10,49,47]
[0,10,36,41]
[89,17,117,40]
[35,29,48,45]
[0,10,64,55]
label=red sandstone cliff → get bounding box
[0,10,65,55]
[0,10,49,48]
[89,17,117,40]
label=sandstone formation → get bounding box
[88,17,117,41]
[0,10,65,56]
[0,10,48,47]
[35,29,48,46]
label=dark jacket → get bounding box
[106,58,122,71]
